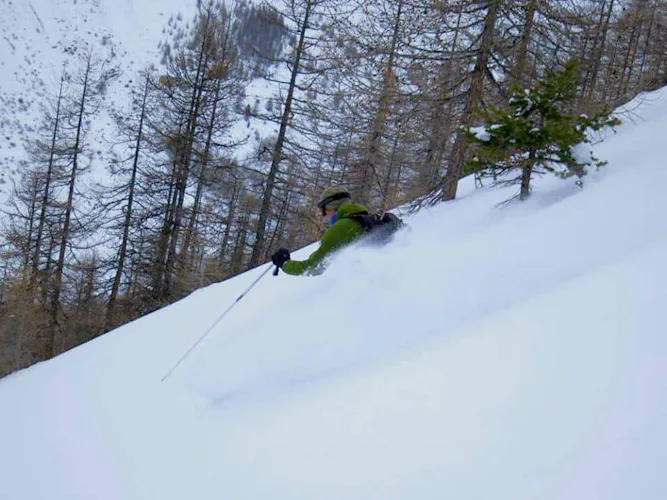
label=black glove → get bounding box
[271,248,291,268]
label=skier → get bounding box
[271,186,370,276]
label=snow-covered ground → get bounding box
[0,0,187,189]
[0,0,280,200]
[1,87,666,499]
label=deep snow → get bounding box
[0,87,666,499]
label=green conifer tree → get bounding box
[466,60,621,201]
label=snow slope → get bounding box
[0,0,190,189]
[1,88,666,499]
[0,0,280,200]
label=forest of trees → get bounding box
[1,0,665,377]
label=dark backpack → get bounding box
[342,211,404,244]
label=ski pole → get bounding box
[161,264,273,382]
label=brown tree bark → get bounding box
[583,0,615,104]
[51,54,94,356]
[105,75,149,332]
[422,2,465,193]
[218,177,239,274]
[351,0,404,207]
[30,66,67,292]
[153,8,215,302]
[250,0,314,267]
[435,0,501,202]
[514,0,539,197]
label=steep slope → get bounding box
[0,88,666,499]
[0,0,278,199]
[0,0,185,186]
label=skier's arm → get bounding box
[281,246,327,276]
[281,220,359,276]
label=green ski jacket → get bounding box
[281,201,368,276]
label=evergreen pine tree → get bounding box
[466,60,621,201]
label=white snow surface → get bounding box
[470,124,491,141]
[0,0,188,190]
[1,88,667,499]
[0,0,278,201]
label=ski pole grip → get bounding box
[273,265,280,276]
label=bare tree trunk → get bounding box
[422,2,465,193]
[351,0,404,207]
[152,163,178,300]
[637,4,656,89]
[0,259,7,304]
[106,75,149,332]
[514,0,539,87]
[520,148,536,200]
[619,4,644,98]
[31,67,67,291]
[232,213,250,274]
[435,0,500,202]
[381,131,401,211]
[514,0,539,196]
[268,190,292,252]
[151,7,216,304]
[51,55,93,356]
[42,223,58,305]
[267,163,296,252]
[250,0,314,267]
[218,178,238,272]
[583,0,615,104]
[21,179,39,276]
[181,74,223,269]
[601,29,621,105]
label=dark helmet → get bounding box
[317,186,351,214]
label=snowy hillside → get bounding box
[1,87,666,499]
[0,0,276,199]
[0,0,171,187]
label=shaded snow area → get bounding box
[1,88,667,499]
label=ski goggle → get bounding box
[317,192,350,217]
